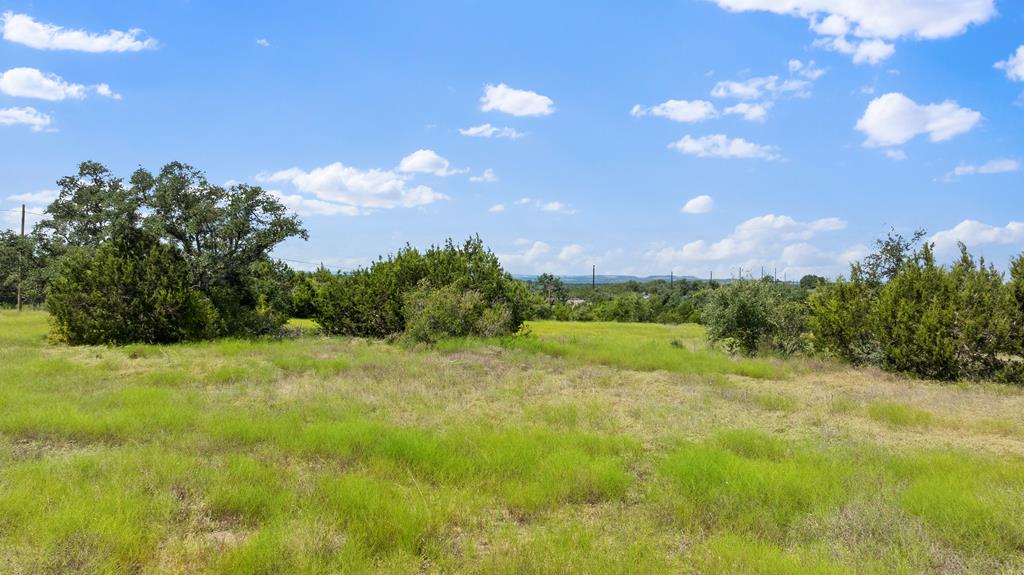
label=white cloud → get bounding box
[0,67,118,101]
[397,149,466,176]
[670,134,781,160]
[943,158,1020,181]
[256,38,270,47]
[681,194,714,214]
[458,123,524,139]
[816,35,895,64]
[470,168,497,183]
[8,189,57,204]
[540,201,576,215]
[931,220,1024,253]
[648,214,846,264]
[711,76,810,100]
[0,67,85,101]
[630,100,718,123]
[259,162,449,212]
[709,0,994,64]
[646,215,850,278]
[498,240,612,274]
[270,191,362,217]
[95,83,121,100]
[1,11,157,52]
[510,197,576,214]
[855,92,981,147]
[0,106,52,131]
[488,203,505,213]
[995,46,1024,82]
[723,101,772,122]
[480,83,554,117]
[884,149,908,161]
[498,241,551,269]
[559,244,585,261]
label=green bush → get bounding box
[402,283,515,343]
[314,236,527,340]
[47,234,217,345]
[810,240,1022,383]
[807,265,880,364]
[701,280,806,356]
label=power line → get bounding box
[0,207,45,217]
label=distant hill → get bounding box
[515,274,704,285]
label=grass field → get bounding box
[1,311,1024,574]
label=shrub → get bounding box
[807,265,880,364]
[47,233,217,345]
[873,245,1012,381]
[701,280,806,356]
[314,236,527,340]
[402,283,515,343]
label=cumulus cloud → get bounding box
[256,38,270,47]
[397,149,466,176]
[931,220,1024,253]
[8,189,57,203]
[670,134,781,160]
[488,203,505,213]
[942,158,1020,181]
[681,194,714,214]
[458,123,524,139]
[723,101,772,122]
[0,67,119,101]
[480,83,554,117]
[995,46,1024,82]
[498,241,551,269]
[269,191,362,216]
[816,35,895,64]
[709,0,995,64]
[470,168,497,183]
[884,149,908,161]
[258,161,449,213]
[0,106,52,131]
[711,76,811,100]
[647,214,846,265]
[855,92,981,147]
[559,244,585,261]
[1,11,157,52]
[511,197,576,214]
[630,100,718,123]
[0,67,85,101]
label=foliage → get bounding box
[46,232,218,345]
[808,265,881,364]
[402,283,514,344]
[314,236,526,340]
[701,280,807,356]
[0,231,47,306]
[30,160,306,342]
[798,274,826,289]
[810,237,1023,383]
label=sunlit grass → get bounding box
[1,310,1023,573]
[442,320,789,379]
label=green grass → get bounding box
[867,401,933,429]
[1,310,1024,573]
[442,320,789,379]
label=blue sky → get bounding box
[1,0,1022,278]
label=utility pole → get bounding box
[670,270,673,287]
[17,204,24,311]
[709,270,713,283]
[592,265,596,290]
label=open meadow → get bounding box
[2,311,1024,574]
